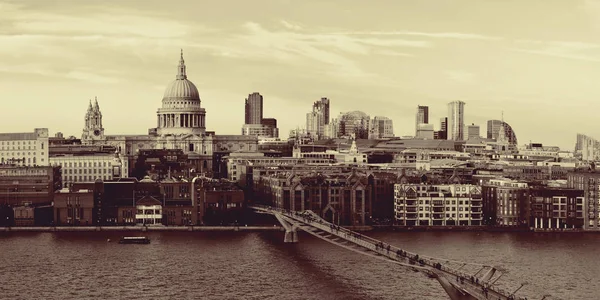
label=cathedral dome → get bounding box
[163,78,200,100]
[162,49,201,101]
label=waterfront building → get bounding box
[53,188,95,225]
[528,186,584,229]
[482,179,529,226]
[393,184,483,226]
[255,170,372,226]
[0,164,61,226]
[49,148,126,188]
[160,178,195,225]
[0,128,49,166]
[80,50,259,176]
[567,171,600,230]
[197,178,244,225]
[134,195,164,226]
[0,165,61,206]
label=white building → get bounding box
[135,194,163,226]
[415,123,434,139]
[0,128,49,166]
[394,184,483,226]
[50,152,127,187]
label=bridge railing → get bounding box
[253,205,526,300]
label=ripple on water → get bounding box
[0,231,597,300]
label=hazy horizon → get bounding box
[2,0,600,149]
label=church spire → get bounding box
[87,99,93,111]
[93,96,100,111]
[176,48,187,80]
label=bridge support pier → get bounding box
[284,229,298,243]
[274,213,299,243]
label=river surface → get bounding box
[0,231,597,300]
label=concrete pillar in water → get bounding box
[284,229,298,243]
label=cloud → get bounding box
[280,20,302,31]
[512,40,600,62]
[375,49,414,57]
[232,22,431,82]
[0,64,120,84]
[513,49,600,63]
[444,70,477,83]
[333,31,500,40]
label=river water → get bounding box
[0,231,596,300]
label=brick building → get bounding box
[54,188,95,225]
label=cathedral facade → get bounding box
[81,50,258,176]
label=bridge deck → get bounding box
[253,206,529,300]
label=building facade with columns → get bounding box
[81,50,258,176]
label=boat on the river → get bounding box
[118,236,151,244]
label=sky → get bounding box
[2,0,600,150]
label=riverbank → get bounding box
[0,226,284,232]
[370,225,590,233]
[0,225,593,233]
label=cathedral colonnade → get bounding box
[158,113,205,128]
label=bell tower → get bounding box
[82,97,105,143]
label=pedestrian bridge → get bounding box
[252,205,535,300]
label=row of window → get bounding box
[55,161,111,168]
[396,199,478,205]
[0,140,44,147]
[396,213,476,219]
[1,157,43,164]
[0,151,44,155]
[63,168,112,175]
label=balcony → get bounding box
[405,213,418,220]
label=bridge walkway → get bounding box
[253,205,529,300]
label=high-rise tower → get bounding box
[306,97,331,139]
[242,92,278,138]
[415,105,429,135]
[447,101,465,141]
[244,92,263,125]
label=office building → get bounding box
[447,101,465,141]
[244,92,263,125]
[467,123,480,139]
[306,97,330,140]
[415,105,429,135]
